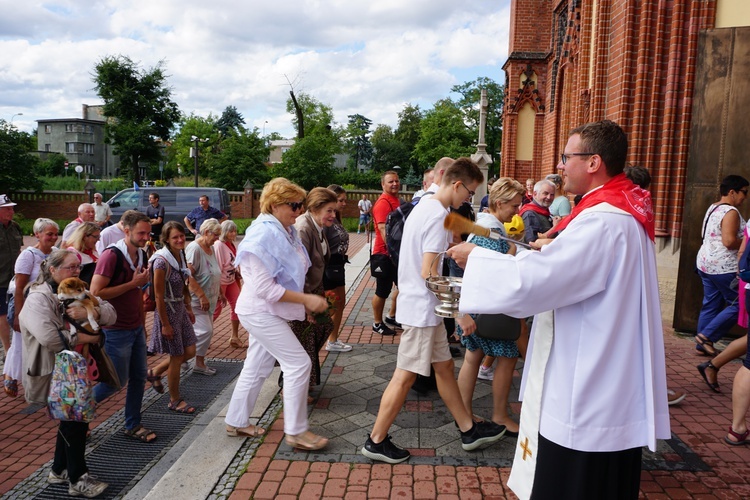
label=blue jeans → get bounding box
[93,326,148,431]
[697,270,739,343]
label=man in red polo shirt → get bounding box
[370,170,402,336]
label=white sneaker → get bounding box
[68,472,108,498]
[477,366,495,381]
[326,340,353,352]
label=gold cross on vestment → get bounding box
[520,437,532,461]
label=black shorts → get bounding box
[323,255,346,290]
[370,253,397,298]
[0,287,7,316]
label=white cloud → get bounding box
[0,0,510,138]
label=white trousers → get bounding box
[2,329,22,380]
[193,309,214,357]
[225,313,311,436]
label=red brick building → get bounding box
[500,0,750,330]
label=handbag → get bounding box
[474,313,521,341]
[48,329,96,422]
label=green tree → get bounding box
[166,114,218,180]
[275,134,338,190]
[451,77,505,169]
[285,92,336,137]
[216,106,246,137]
[370,124,409,172]
[0,120,41,192]
[395,103,423,171]
[208,128,269,190]
[413,99,474,167]
[93,55,181,185]
[37,152,68,177]
[345,114,373,170]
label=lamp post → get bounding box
[10,112,23,125]
[190,136,209,187]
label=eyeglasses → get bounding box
[58,265,83,272]
[455,182,475,197]
[560,152,595,165]
[88,234,100,239]
[286,201,304,211]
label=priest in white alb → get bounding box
[447,120,670,500]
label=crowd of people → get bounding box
[1,119,747,499]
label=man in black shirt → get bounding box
[145,192,165,244]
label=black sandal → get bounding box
[697,361,721,393]
[147,369,164,394]
[695,334,717,356]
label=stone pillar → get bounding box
[471,89,493,212]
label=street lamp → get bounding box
[262,120,268,137]
[190,136,209,187]
[10,112,23,125]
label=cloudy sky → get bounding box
[1,0,510,139]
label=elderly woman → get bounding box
[4,218,59,398]
[546,173,571,219]
[323,185,351,353]
[147,221,197,413]
[695,174,749,356]
[66,221,101,285]
[213,220,245,349]
[186,218,225,375]
[225,178,328,450]
[456,178,525,436]
[291,187,339,389]
[20,249,115,497]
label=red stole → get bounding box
[518,202,550,217]
[551,173,655,241]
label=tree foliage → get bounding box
[413,99,474,168]
[208,128,269,191]
[0,120,41,192]
[216,106,246,137]
[166,114,219,180]
[395,104,423,171]
[345,114,373,170]
[370,124,410,172]
[451,77,505,170]
[92,55,181,185]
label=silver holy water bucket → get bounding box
[424,252,463,318]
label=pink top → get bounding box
[235,253,305,321]
[213,239,238,286]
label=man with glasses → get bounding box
[449,120,669,499]
[518,179,556,243]
[90,211,156,443]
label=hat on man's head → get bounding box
[504,214,524,236]
[0,194,17,208]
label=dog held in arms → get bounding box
[57,277,100,334]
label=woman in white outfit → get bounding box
[225,178,329,450]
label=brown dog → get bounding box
[57,277,100,334]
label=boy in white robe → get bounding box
[448,120,670,500]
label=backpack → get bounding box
[384,192,432,268]
[740,240,750,282]
[142,255,180,313]
[48,330,96,422]
[105,245,150,308]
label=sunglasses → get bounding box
[286,201,304,211]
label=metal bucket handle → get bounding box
[428,251,447,279]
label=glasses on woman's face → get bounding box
[286,201,304,211]
[58,264,83,272]
[88,234,101,240]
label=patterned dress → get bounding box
[288,284,333,386]
[458,218,520,358]
[148,257,197,356]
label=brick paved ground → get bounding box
[2,232,750,498]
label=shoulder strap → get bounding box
[702,203,731,239]
[106,246,126,283]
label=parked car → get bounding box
[106,187,231,236]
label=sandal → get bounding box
[124,425,157,443]
[695,334,717,356]
[168,399,196,414]
[226,425,266,437]
[724,427,750,446]
[228,338,247,349]
[147,369,164,394]
[697,361,721,393]
[285,432,329,451]
[4,379,18,398]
